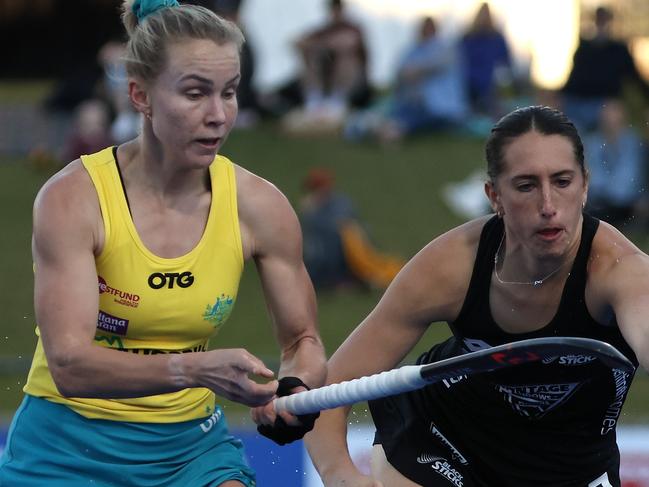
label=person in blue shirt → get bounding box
[585,100,645,230]
[460,2,513,118]
[377,16,468,143]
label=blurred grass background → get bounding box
[1,115,647,426]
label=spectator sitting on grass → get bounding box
[344,16,467,144]
[282,0,370,134]
[300,167,404,290]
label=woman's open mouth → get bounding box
[537,228,563,241]
[195,137,220,150]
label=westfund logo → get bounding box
[98,276,140,308]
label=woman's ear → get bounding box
[128,78,151,118]
[484,180,501,215]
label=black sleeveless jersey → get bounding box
[408,214,639,486]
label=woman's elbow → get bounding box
[47,350,89,398]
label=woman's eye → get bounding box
[223,89,236,99]
[556,178,571,187]
[186,91,203,100]
[516,183,533,192]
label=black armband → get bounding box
[257,376,320,445]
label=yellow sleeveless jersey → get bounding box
[24,147,244,422]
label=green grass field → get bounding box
[0,123,647,425]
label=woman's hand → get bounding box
[185,348,277,407]
[249,379,308,427]
[251,378,320,445]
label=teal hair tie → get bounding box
[132,0,180,22]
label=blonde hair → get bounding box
[121,0,244,83]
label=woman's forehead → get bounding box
[501,131,578,173]
[162,39,240,78]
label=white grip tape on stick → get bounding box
[273,365,427,415]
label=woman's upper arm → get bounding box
[255,197,318,348]
[591,225,649,371]
[326,220,481,384]
[606,252,649,371]
[32,164,102,372]
[236,168,320,351]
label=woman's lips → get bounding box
[537,228,562,241]
[195,137,219,149]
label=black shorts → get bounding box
[368,392,621,487]
[369,392,481,487]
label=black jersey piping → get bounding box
[112,146,132,215]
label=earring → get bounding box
[144,111,152,121]
[497,209,504,218]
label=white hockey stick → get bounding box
[274,337,634,415]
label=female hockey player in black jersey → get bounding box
[306,105,649,487]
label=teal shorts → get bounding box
[0,395,256,486]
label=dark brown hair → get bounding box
[485,105,586,181]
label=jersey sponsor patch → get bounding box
[496,382,582,418]
[199,408,223,433]
[97,310,129,335]
[98,276,140,308]
[147,271,194,289]
[416,453,465,487]
[601,368,632,435]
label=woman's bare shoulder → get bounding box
[385,215,494,322]
[233,164,301,259]
[589,220,646,272]
[420,214,492,264]
[33,159,102,250]
[35,159,96,207]
[234,164,292,217]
